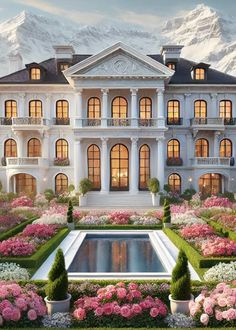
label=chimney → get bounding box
[8,52,23,74]
[160,45,184,64]
[53,45,75,60]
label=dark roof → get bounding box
[0,53,236,85]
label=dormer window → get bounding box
[194,68,205,80]
[59,63,69,71]
[166,62,176,70]
[30,67,41,80]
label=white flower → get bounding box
[204,261,236,282]
[165,313,195,328]
[0,263,30,281]
[171,211,205,225]
[33,213,66,225]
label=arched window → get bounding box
[14,174,36,195]
[87,144,101,190]
[5,100,17,118]
[4,139,17,157]
[55,173,68,194]
[194,68,205,80]
[139,97,152,119]
[27,138,41,157]
[29,100,42,118]
[167,139,180,158]
[87,97,101,119]
[55,139,68,159]
[194,100,207,118]
[112,97,127,118]
[167,100,180,125]
[219,139,232,158]
[139,144,150,190]
[56,100,69,118]
[199,173,222,195]
[168,173,181,193]
[195,138,209,157]
[110,144,129,190]
[219,100,232,124]
[30,68,41,80]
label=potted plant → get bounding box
[147,177,160,206]
[78,178,93,207]
[67,200,74,230]
[163,199,172,228]
[169,249,193,314]
[45,248,71,315]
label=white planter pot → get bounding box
[79,195,87,207]
[67,222,75,230]
[163,222,172,228]
[169,294,194,315]
[45,294,71,315]
[151,193,160,206]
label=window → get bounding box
[199,173,222,195]
[87,97,101,119]
[195,138,209,157]
[168,173,181,193]
[219,139,232,158]
[194,100,207,118]
[110,144,129,190]
[112,97,127,118]
[55,139,68,159]
[15,174,36,195]
[166,63,176,70]
[55,173,68,194]
[29,100,42,118]
[139,97,152,119]
[219,100,232,124]
[4,139,17,157]
[167,139,180,158]
[167,100,180,125]
[87,145,101,190]
[194,68,205,80]
[59,63,69,71]
[5,100,17,117]
[27,138,41,157]
[30,68,41,80]
[56,100,69,118]
[139,144,150,190]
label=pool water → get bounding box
[68,234,166,273]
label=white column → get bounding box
[101,89,108,127]
[75,89,83,127]
[42,132,49,158]
[157,137,165,191]
[130,137,139,193]
[157,88,165,127]
[15,132,24,157]
[214,131,220,157]
[211,93,218,117]
[74,139,82,191]
[45,94,51,121]
[184,93,191,125]
[130,89,138,126]
[186,133,194,165]
[18,93,25,117]
[101,137,109,193]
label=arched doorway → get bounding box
[11,173,37,195]
[110,144,129,191]
[198,173,222,195]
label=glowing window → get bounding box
[167,139,180,158]
[30,68,41,80]
[56,139,68,158]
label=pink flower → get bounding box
[215,310,223,321]
[2,307,13,321]
[104,292,112,299]
[113,305,121,314]
[15,298,27,310]
[11,196,33,208]
[11,308,21,321]
[120,305,131,318]
[103,303,113,315]
[150,307,159,318]
[130,290,141,299]
[222,308,236,320]
[128,283,138,290]
[218,297,227,307]
[27,309,37,321]
[73,307,86,320]
[131,304,142,314]
[200,313,209,325]
[116,288,127,299]
[204,305,213,315]
[94,307,103,316]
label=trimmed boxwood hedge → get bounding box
[204,218,236,242]
[75,224,163,230]
[0,228,69,270]
[163,228,236,274]
[0,217,37,241]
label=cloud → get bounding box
[119,10,165,30]
[12,0,105,24]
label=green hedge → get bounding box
[163,228,236,275]
[204,218,236,242]
[0,217,37,241]
[0,228,69,270]
[75,224,163,230]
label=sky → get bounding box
[0,0,235,28]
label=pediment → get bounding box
[64,42,174,79]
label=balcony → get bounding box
[191,157,233,167]
[53,158,70,166]
[0,117,12,125]
[5,157,49,168]
[52,118,70,125]
[167,118,183,126]
[75,118,165,128]
[190,117,224,130]
[224,118,236,125]
[11,117,50,131]
[166,157,183,166]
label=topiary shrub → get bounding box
[67,200,73,224]
[163,199,171,223]
[181,188,196,201]
[147,177,160,194]
[44,188,55,201]
[68,184,75,193]
[46,248,68,301]
[79,178,93,196]
[170,249,191,300]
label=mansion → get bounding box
[0,42,236,206]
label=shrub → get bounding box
[220,191,235,202]
[68,184,75,192]
[11,195,33,208]
[170,249,191,300]
[34,193,48,207]
[67,200,73,224]
[147,177,159,194]
[203,196,232,208]
[22,223,56,238]
[44,189,55,202]
[46,248,68,301]
[0,237,35,256]
[163,199,171,224]
[179,223,214,239]
[79,178,93,195]
[198,236,236,257]
[181,188,196,201]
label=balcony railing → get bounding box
[82,119,101,127]
[166,157,183,166]
[6,157,49,167]
[191,157,232,166]
[190,118,224,126]
[224,118,236,125]
[75,118,165,128]
[0,117,12,125]
[52,118,70,125]
[108,118,131,127]
[12,117,49,126]
[167,118,183,126]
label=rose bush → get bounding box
[203,196,232,208]
[11,196,33,208]
[0,237,35,256]
[179,223,214,239]
[22,224,57,238]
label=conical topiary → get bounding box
[170,249,191,300]
[163,199,171,223]
[67,200,73,224]
[46,248,68,301]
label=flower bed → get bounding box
[11,195,33,208]
[211,214,236,231]
[0,263,30,281]
[203,196,232,208]
[204,261,236,282]
[0,214,24,233]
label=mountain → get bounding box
[0,4,235,77]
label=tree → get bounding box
[67,200,73,224]
[163,199,171,223]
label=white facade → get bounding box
[0,42,236,205]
